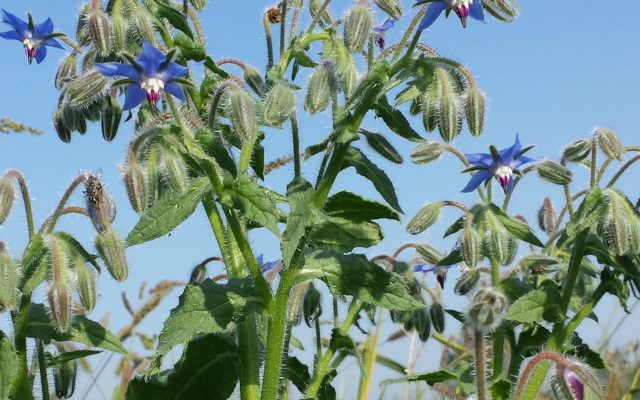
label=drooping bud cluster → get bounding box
[466,287,507,331]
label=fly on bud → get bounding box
[304,60,338,114]
[343,3,373,53]
[0,177,15,225]
[83,172,116,234]
[0,9,64,64]
[95,229,128,282]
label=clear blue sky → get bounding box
[1,1,640,398]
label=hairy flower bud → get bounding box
[410,140,443,164]
[344,5,373,53]
[595,127,623,161]
[461,217,481,268]
[416,244,441,265]
[436,69,461,142]
[161,148,190,193]
[303,282,322,327]
[304,61,338,114]
[536,160,572,185]
[48,283,72,333]
[467,287,507,331]
[407,203,441,235]
[537,198,557,234]
[123,162,148,213]
[54,108,72,143]
[66,70,110,109]
[0,244,19,311]
[228,89,258,141]
[146,147,161,204]
[130,8,156,43]
[88,8,112,56]
[74,255,96,312]
[243,66,268,97]
[421,83,439,133]
[262,84,296,127]
[562,139,592,163]
[111,15,126,52]
[464,87,485,137]
[483,211,510,264]
[0,178,15,225]
[413,308,431,342]
[454,268,480,295]
[53,356,77,399]
[429,302,445,333]
[101,101,122,141]
[95,229,128,282]
[55,53,77,90]
[374,0,402,19]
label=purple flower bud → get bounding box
[565,371,585,400]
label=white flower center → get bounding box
[141,77,165,93]
[22,38,37,50]
[449,0,473,8]
[494,165,513,180]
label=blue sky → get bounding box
[1,1,640,398]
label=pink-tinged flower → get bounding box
[0,9,63,64]
[94,41,189,110]
[417,0,485,31]
[373,18,397,49]
[462,135,536,194]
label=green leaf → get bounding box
[127,178,210,246]
[343,147,402,213]
[443,216,465,237]
[18,235,47,293]
[283,356,310,393]
[374,96,423,142]
[504,287,563,324]
[174,32,205,61]
[380,369,457,388]
[154,1,194,39]
[281,179,315,267]
[296,250,423,311]
[324,191,400,221]
[0,332,18,400]
[488,204,544,247]
[157,278,263,355]
[127,334,239,400]
[54,232,101,272]
[566,188,604,238]
[309,215,383,252]
[46,350,102,367]
[221,173,280,235]
[329,329,365,375]
[22,304,126,354]
[490,378,512,398]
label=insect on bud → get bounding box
[83,173,116,234]
[262,84,296,127]
[74,255,97,312]
[55,53,77,90]
[161,147,190,193]
[595,127,623,161]
[88,7,112,56]
[303,282,322,327]
[410,140,443,164]
[536,160,572,186]
[53,355,78,399]
[228,89,258,141]
[344,4,373,53]
[454,268,480,295]
[374,0,403,19]
[304,60,338,114]
[0,178,15,225]
[467,287,507,331]
[0,244,19,312]
[562,139,592,163]
[95,229,128,282]
[406,203,441,235]
[48,282,72,332]
[123,162,148,213]
[464,87,485,137]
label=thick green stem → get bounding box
[37,341,50,400]
[474,329,488,400]
[237,316,261,400]
[490,258,504,383]
[558,230,588,322]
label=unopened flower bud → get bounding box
[537,198,557,234]
[406,203,441,235]
[461,219,481,268]
[410,140,443,164]
[123,162,148,213]
[146,147,161,204]
[0,245,19,311]
[454,269,480,295]
[96,229,128,282]
[413,308,431,342]
[54,108,72,143]
[303,282,322,327]
[53,356,77,399]
[243,66,268,97]
[74,255,97,312]
[436,69,461,142]
[228,89,258,141]
[111,14,127,52]
[101,101,122,141]
[564,371,584,400]
[421,84,439,133]
[55,53,77,90]
[599,189,634,255]
[536,160,572,185]
[595,127,623,161]
[483,212,510,264]
[189,263,207,283]
[189,0,208,12]
[66,69,110,109]
[363,131,403,164]
[161,148,190,193]
[467,287,507,331]
[0,178,15,225]
[88,8,112,56]
[262,84,296,127]
[304,61,338,114]
[415,244,441,265]
[429,302,445,333]
[48,282,72,332]
[562,139,591,163]
[464,87,485,137]
[374,0,402,19]
[130,9,156,43]
[344,4,372,53]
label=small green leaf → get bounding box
[154,1,194,39]
[281,179,315,267]
[380,369,457,388]
[324,191,399,221]
[22,304,126,354]
[221,174,280,235]
[488,204,544,247]
[504,287,563,324]
[0,332,18,400]
[127,178,210,246]
[46,350,102,367]
[329,329,365,375]
[308,215,383,252]
[374,96,423,142]
[54,232,101,272]
[157,278,263,355]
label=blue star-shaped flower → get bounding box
[417,0,485,31]
[413,264,454,289]
[256,255,281,273]
[0,9,63,64]
[461,135,535,194]
[373,17,397,49]
[95,41,189,110]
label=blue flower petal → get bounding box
[161,61,189,80]
[256,254,264,266]
[413,264,437,273]
[0,29,22,41]
[1,9,28,36]
[95,62,141,81]
[465,152,494,167]
[374,17,397,33]
[163,81,186,101]
[469,1,485,22]
[43,38,64,50]
[418,1,447,31]
[122,83,147,110]
[136,41,165,76]
[33,17,54,38]
[35,46,47,64]
[461,169,492,193]
[499,135,522,164]
[512,155,536,169]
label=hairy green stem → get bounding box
[291,112,301,178]
[304,0,331,36]
[490,258,504,383]
[37,341,50,400]
[390,6,426,63]
[4,170,35,239]
[263,12,274,70]
[474,329,487,400]
[607,154,640,188]
[590,135,597,188]
[279,0,288,65]
[45,175,84,234]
